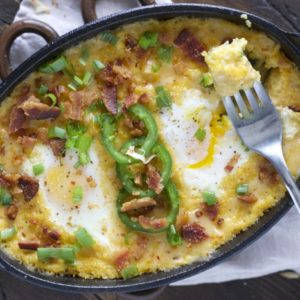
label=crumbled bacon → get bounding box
[130,128,144,137]
[112,63,131,81]
[159,32,173,44]
[48,138,65,156]
[288,105,300,113]
[123,94,137,109]
[238,193,258,203]
[49,85,67,99]
[138,93,149,105]
[47,230,60,241]
[125,36,137,50]
[101,60,131,85]
[18,241,40,250]
[0,172,17,188]
[203,203,219,221]
[17,85,31,104]
[121,197,157,212]
[8,107,27,134]
[224,153,240,172]
[5,204,18,220]
[63,91,84,120]
[114,251,130,271]
[146,165,163,194]
[18,175,39,201]
[102,84,117,115]
[181,223,208,244]
[258,160,280,185]
[138,216,167,229]
[17,135,37,152]
[174,29,206,64]
[132,235,148,260]
[20,96,60,120]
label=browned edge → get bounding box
[0,19,59,80]
[81,0,157,23]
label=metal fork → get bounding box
[223,81,300,213]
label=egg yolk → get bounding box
[189,115,230,169]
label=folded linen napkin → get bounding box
[11,0,300,286]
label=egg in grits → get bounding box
[0,17,299,279]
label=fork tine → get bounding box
[253,81,272,106]
[244,88,260,112]
[233,92,250,117]
[223,96,239,122]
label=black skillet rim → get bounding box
[0,3,297,293]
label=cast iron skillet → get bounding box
[0,1,299,294]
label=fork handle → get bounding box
[268,151,300,213]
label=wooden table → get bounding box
[0,0,300,299]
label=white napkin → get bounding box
[11,0,300,286]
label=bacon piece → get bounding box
[224,153,241,172]
[125,36,137,50]
[123,94,137,109]
[288,105,300,113]
[181,223,208,244]
[174,29,206,64]
[134,173,143,186]
[43,227,60,241]
[17,85,31,104]
[203,203,219,221]
[49,85,67,99]
[114,251,130,271]
[19,95,60,120]
[132,235,148,260]
[238,193,257,203]
[18,175,39,201]
[5,204,18,220]
[18,241,40,250]
[159,32,173,44]
[138,93,149,105]
[112,63,131,81]
[121,197,156,212]
[0,172,17,188]
[48,138,65,156]
[102,84,117,115]
[64,91,84,120]
[146,165,163,194]
[138,216,167,229]
[258,160,280,185]
[8,107,27,134]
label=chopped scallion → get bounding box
[68,82,78,91]
[72,186,83,204]
[203,191,217,206]
[79,48,90,66]
[37,247,75,264]
[155,86,172,108]
[38,84,48,96]
[0,187,12,206]
[167,225,183,246]
[82,71,92,86]
[157,45,173,63]
[75,228,95,248]
[75,133,93,153]
[33,163,45,176]
[236,183,249,195]
[79,152,90,165]
[74,76,83,86]
[59,103,65,113]
[93,59,105,71]
[99,31,119,46]
[200,73,214,87]
[0,164,3,172]
[39,56,68,74]
[138,31,158,50]
[48,126,66,139]
[151,62,161,73]
[195,128,206,142]
[121,264,139,279]
[44,93,57,107]
[0,226,17,241]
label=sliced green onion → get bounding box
[68,82,78,91]
[38,84,48,96]
[151,62,161,73]
[75,228,95,248]
[48,126,66,139]
[72,186,83,204]
[79,47,90,66]
[86,100,104,113]
[0,187,12,206]
[138,31,158,50]
[155,86,172,108]
[44,93,57,107]
[37,247,75,264]
[33,163,45,176]
[59,102,65,113]
[121,264,139,279]
[99,31,119,46]
[82,71,92,86]
[73,161,81,169]
[79,152,90,165]
[73,76,83,86]
[203,191,217,206]
[75,133,93,153]
[200,73,214,87]
[236,183,249,195]
[167,225,183,246]
[157,45,173,63]
[0,226,17,241]
[39,56,68,74]
[93,59,105,71]
[0,164,4,172]
[195,128,206,142]
[67,122,87,137]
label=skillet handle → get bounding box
[81,0,157,23]
[0,19,58,80]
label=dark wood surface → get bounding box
[1,0,300,299]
